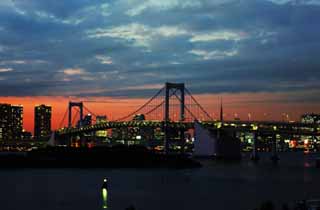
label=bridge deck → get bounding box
[56,120,320,136]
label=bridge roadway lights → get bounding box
[56,120,320,144]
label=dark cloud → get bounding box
[0,0,319,100]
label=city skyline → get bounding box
[1,2,320,210]
[1,0,320,132]
[0,92,319,133]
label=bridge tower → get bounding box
[164,82,185,154]
[68,102,83,128]
[164,82,185,122]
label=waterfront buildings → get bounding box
[11,105,23,141]
[96,115,108,138]
[301,113,320,124]
[0,103,23,141]
[34,104,52,140]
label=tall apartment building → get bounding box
[0,103,23,141]
[34,104,52,139]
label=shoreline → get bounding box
[0,146,202,169]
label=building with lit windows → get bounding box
[301,113,320,124]
[0,103,23,141]
[34,104,52,140]
[11,105,23,141]
[96,115,108,138]
[0,104,11,141]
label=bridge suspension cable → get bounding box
[71,108,80,127]
[113,84,214,122]
[143,88,179,118]
[57,83,214,128]
[82,100,118,104]
[115,86,165,121]
[83,105,98,118]
[58,107,69,128]
[173,93,199,121]
[185,87,214,121]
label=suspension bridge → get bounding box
[49,83,320,153]
[54,83,215,152]
[58,83,213,126]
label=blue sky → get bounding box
[0,0,320,100]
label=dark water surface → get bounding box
[0,152,319,210]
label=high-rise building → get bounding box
[0,104,12,141]
[11,105,23,141]
[34,104,52,139]
[0,103,23,141]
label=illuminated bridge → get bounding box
[53,83,320,153]
[56,120,320,136]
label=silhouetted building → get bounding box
[80,114,92,126]
[34,104,52,140]
[0,103,23,141]
[0,104,11,141]
[75,114,94,140]
[301,113,320,124]
[139,127,154,144]
[11,105,23,141]
[133,114,145,121]
[112,127,128,144]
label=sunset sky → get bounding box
[0,0,320,132]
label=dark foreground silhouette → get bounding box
[254,200,320,210]
[0,145,201,169]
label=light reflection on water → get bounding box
[0,152,319,210]
[102,188,108,209]
[101,178,108,209]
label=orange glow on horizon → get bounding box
[0,92,319,134]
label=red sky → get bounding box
[1,92,320,134]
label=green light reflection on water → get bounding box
[102,188,108,209]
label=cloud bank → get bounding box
[0,0,319,101]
